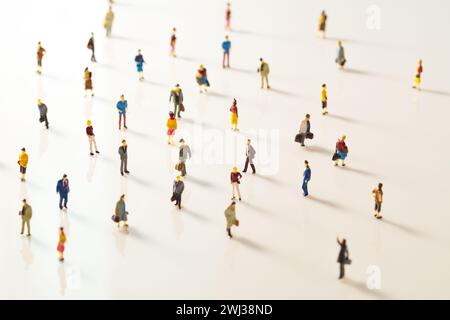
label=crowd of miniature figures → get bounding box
[18,1,429,281]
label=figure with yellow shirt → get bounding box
[412,59,423,90]
[321,84,328,115]
[18,148,29,182]
[372,183,383,219]
[318,10,327,38]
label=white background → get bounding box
[0,0,449,299]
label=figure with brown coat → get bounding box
[372,183,383,219]
[84,67,94,97]
[36,42,46,74]
[225,201,239,238]
[20,199,32,236]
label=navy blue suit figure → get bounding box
[56,174,70,210]
[302,161,311,196]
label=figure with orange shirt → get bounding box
[166,111,177,144]
[18,148,29,182]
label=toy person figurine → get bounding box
[372,183,383,219]
[230,166,242,201]
[257,58,270,89]
[230,98,239,131]
[116,94,128,130]
[321,84,328,115]
[318,10,327,38]
[18,148,29,182]
[169,84,184,118]
[335,41,346,70]
[84,67,94,97]
[171,176,185,210]
[57,227,67,262]
[36,42,46,74]
[86,120,100,156]
[225,201,239,238]
[196,65,210,93]
[114,194,129,228]
[222,35,231,68]
[87,32,96,62]
[170,27,177,57]
[412,59,423,90]
[134,49,145,81]
[225,2,231,30]
[333,135,348,166]
[37,99,49,129]
[166,111,177,144]
[104,6,114,37]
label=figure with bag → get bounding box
[37,99,49,129]
[333,135,348,166]
[335,41,346,70]
[177,139,191,177]
[171,176,185,210]
[296,114,312,147]
[196,65,210,93]
[113,194,129,228]
[169,84,184,118]
[87,32,96,63]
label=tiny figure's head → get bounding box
[138,49,141,54]
[176,176,181,182]
[341,135,346,141]
[231,201,236,206]
[176,83,180,88]
[304,160,309,167]
[87,120,92,126]
[225,35,229,40]
[233,98,237,105]
[378,182,383,190]
[122,139,126,146]
[179,138,185,145]
[199,64,204,69]
[91,32,94,37]
[60,227,64,232]
[37,99,42,105]
[21,147,26,152]
[120,194,125,200]
[85,67,89,72]
[246,139,251,145]
[305,114,311,119]
[38,41,41,46]
[259,57,263,62]
[120,94,125,101]
[169,111,175,118]
[232,166,238,173]
[321,10,326,15]
[338,40,342,46]
[419,59,422,65]
[322,83,326,88]
[63,174,68,179]
[173,27,176,32]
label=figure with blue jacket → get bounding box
[114,194,129,228]
[134,50,145,80]
[116,95,128,130]
[56,174,70,210]
[222,35,231,68]
[302,160,311,196]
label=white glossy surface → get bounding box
[0,0,449,299]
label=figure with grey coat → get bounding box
[298,114,311,147]
[178,139,192,176]
[171,176,185,209]
[118,140,130,176]
[242,139,256,174]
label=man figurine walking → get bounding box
[222,35,231,68]
[169,84,184,118]
[20,199,32,237]
[257,58,270,89]
[302,160,311,197]
[86,120,100,156]
[119,140,130,176]
[172,176,185,210]
[38,99,49,129]
[242,139,256,174]
[56,174,70,210]
[178,139,191,177]
[372,183,383,219]
[116,94,128,130]
[87,32,96,62]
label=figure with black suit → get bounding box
[119,140,130,176]
[337,237,351,279]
